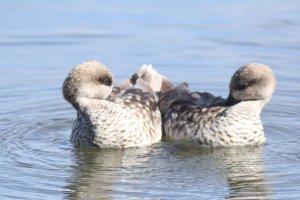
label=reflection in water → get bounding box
[65,147,154,199]
[0,0,299,199]
[214,147,271,199]
[172,145,271,199]
[65,144,272,199]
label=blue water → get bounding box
[1,1,300,199]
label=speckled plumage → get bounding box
[159,63,276,147]
[62,61,162,148]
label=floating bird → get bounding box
[62,61,162,148]
[158,63,276,147]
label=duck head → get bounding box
[62,61,114,109]
[228,63,276,106]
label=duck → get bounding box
[62,61,162,148]
[158,63,276,147]
[111,64,174,98]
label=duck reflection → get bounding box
[215,147,272,200]
[64,147,154,199]
[64,145,272,199]
[173,145,272,199]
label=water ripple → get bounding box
[1,1,300,199]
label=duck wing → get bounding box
[158,83,226,117]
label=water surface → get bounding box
[1,1,300,199]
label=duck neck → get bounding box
[226,94,266,111]
[75,96,106,112]
[225,94,241,106]
[231,100,265,117]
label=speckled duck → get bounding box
[62,61,162,148]
[158,63,276,147]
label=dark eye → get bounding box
[235,84,248,90]
[235,79,257,90]
[99,75,112,86]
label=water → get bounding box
[1,0,300,199]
